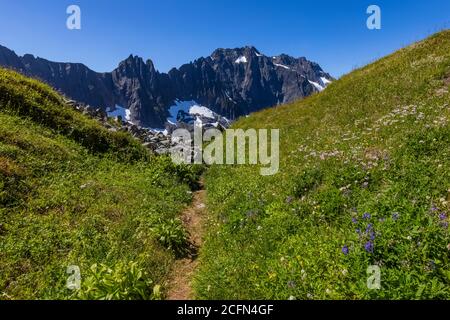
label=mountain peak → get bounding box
[0,43,333,128]
[123,54,145,64]
[211,46,262,60]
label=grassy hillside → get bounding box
[0,68,200,299]
[196,30,450,299]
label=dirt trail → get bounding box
[166,182,206,300]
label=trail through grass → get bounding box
[167,180,207,300]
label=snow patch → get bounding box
[235,56,248,64]
[255,52,263,57]
[225,91,237,104]
[167,100,216,124]
[151,128,169,136]
[308,80,325,92]
[167,100,196,124]
[107,105,131,122]
[320,77,332,85]
[274,63,290,70]
[189,105,215,119]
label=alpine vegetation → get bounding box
[196,30,450,299]
[0,67,202,299]
[1,3,449,301]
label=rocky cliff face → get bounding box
[111,55,171,127]
[0,44,333,128]
[170,46,331,119]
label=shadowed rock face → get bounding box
[0,44,333,128]
[111,55,171,127]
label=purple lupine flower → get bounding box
[352,217,358,224]
[356,228,362,235]
[369,231,376,240]
[442,222,449,229]
[392,212,399,221]
[365,223,373,233]
[342,245,349,255]
[431,205,438,212]
[364,241,374,253]
[363,212,371,220]
[439,213,447,221]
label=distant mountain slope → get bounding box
[197,30,450,299]
[0,45,333,127]
[0,67,200,299]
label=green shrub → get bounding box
[293,167,322,198]
[151,218,189,255]
[75,261,157,300]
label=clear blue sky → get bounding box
[0,0,449,77]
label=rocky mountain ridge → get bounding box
[0,44,333,128]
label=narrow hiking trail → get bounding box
[166,181,206,300]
